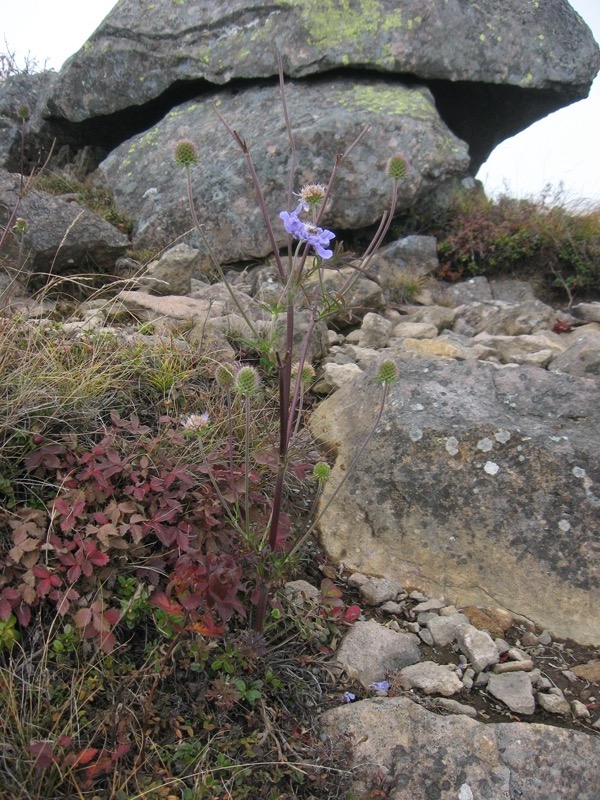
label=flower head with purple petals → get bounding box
[279,203,335,260]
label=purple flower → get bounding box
[369,680,390,693]
[340,692,356,703]
[279,203,335,259]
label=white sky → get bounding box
[2,0,599,205]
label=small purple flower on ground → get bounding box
[340,692,356,703]
[279,203,335,259]
[369,680,390,693]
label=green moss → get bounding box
[341,84,435,120]
[292,0,404,53]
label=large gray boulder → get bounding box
[99,78,469,259]
[321,696,600,800]
[309,356,600,645]
[46,0,600,168]
[0,169,129,285]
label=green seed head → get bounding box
[235,365,260,397]
[387,153,408,181]
[291,361,316,386]
[16,104,30,121]
[174,139,199,168]
[215,363,235,388]
[377,359,397,385]
[313,462,331,483]
[13,217,27,234]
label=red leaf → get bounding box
[149,589,183,616]
[73,607,92,629]
[344,604,361,622]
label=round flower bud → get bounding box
[312,462,331,483]
[17,104,30,121]
[215,363,235,388]
[235,365,260,397]
[291,361,316,385]
[377,359,397,385]
[387,153,408,180]
[174,139,199,167]
[298,183,326,208]
[13,217,27,234]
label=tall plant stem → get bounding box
[285,381,390,562]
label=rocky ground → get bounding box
[305,573,600,735]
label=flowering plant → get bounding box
[175,62,405,633]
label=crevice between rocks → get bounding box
[40,67,588,177]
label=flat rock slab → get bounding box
[310,356,600,645]
[321,696,600,800]
[48,0,599,121]
[99,78,468,259]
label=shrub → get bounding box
[432,188,600,302]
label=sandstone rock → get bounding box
[321,696,600,800]
[426,614,470,647]
[391,321,438,340]
[571,302,600,323]
[442,276,493,305]
[313,363,363,394]
[396,661,463,696]
[358,313,393,349]
[487,672,535,715]
[460,606,514,638]
[309,357,600,645]
[455,625,499,673]
[139,243,203,295]
[456,300,557,336]
[471,332,564,365]
[333,619,420,689]
[537,692,571,716]
[571,662,600,682]
[488,279,538,304]
[100,79,468,260]
[431,698,478,718]
[548,331,600,378]
[359,578,404,606]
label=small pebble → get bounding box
[419,629,435,646]
[404,622,420,634]
[418,611,438,625]
[537,692,571,716]
[462,676,474,690]
[347,572,369,588]
[412,598,445,613]
[507,646,530,662]
[439,605,459,616]
[521,632,539,647]
[474,673,489,687]
[380,601,405,614]
[562,670,579,683]
[433,698,478,718]
[571,700,591,719]
[495,639,511,655]
[538,630,552,645]
[493,659,535,673]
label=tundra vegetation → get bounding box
[1,49,600,800]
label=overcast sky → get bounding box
[2,0,599,205]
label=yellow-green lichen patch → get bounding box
[341,84,436,120]
[293,0,404,52]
